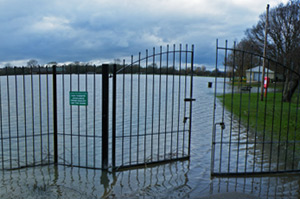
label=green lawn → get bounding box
[218,91,300,141]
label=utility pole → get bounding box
[260,4,270,101]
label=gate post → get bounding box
[102,64,109,170]
[112,64,116,170]
[53,65,58,164]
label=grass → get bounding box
[228,81,284,89]
[218,91,300,141]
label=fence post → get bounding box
[53,65,58,164]
[188,45,194,157]
[112,64,116,170]
[102,64,109,170]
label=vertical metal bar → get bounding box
[164,45,169,159]
[158,46,162,161]
[144,50,148,162]
[245,52,254,172]
[6,67,12,168]
[261,64,270,172]
[183,44,188,156]
[38,65,43,163]
[46,66,50,164]
[77,65,80,166]
[53,65,58,164]
[236,51,245,173]
[219,40,227,173]
[276,68,285,171]
[188,45,194,157]
[62,65,65,165]
[211,40,218,175]
[292,72,300,170]
[93,64,96,167]
[14,67,20,167]
[85,64,88,167]
[269,62,278,171]
[228,42,236,173]
[253,57,263,172]
[22,67,28,166]
[112,64,117,169]
[137,53,141,164]
[176,44,182,158]
[170,44,176,158]
[30,65,35,165]
[284,72,292,171]
[130,56,133,164]
[70,67,73,165]
[0,70,3,169]
[151,47,155,161]
[122,60,125,165]
[102,64,109,170]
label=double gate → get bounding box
[0,44,195,171]
[212,40,300,176]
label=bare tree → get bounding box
[27,59,38,68]
[243,0,300,102]
[226,39,260,82]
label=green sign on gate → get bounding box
[69,91,88,106]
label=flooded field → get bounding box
[1,76,300,198]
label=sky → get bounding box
[0,0,288,69]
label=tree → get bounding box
[27,59,38,68]
[226,39,262,82]
[242,0,300,102]
[5,63,12,68]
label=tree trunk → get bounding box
[282,76,299,102]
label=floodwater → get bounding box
[1,76,300,198]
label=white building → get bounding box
[245,66,275,83]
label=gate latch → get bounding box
[184,98,196,102]
[215,122,225,130]
[183,117,189,124]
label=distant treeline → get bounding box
[0,64,225,77]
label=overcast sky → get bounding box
[0,0,288,69]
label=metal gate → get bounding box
[112,44,195,170]
[211,40,300,176]
[0,44,194,171]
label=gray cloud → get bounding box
[0,0,288,68]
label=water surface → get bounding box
[0,76,300,198]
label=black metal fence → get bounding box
[0,44,195,171]
[0,67,55,169]
[212,40,300,176]
[113,44,194,170]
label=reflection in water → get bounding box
[208,175,300,198]
[0,162,191,199]
[1,77,300,198]
[1,163,299,198]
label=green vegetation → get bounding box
[218,91,300,141]
[228,81,284,89]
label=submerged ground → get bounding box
[1,76,300,198]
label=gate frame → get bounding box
[111,44,195,171]
[211,39,300,177]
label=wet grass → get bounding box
[228,81,284,89]
[218,91,300,141]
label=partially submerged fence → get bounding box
[212,40,300,176]
[0,44,195,171]
[113,45,195,170]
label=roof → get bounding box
[246,66,274,73]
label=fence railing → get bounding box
[0,44,195,171]
[112,44,194,170]
[212,40,300,176]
